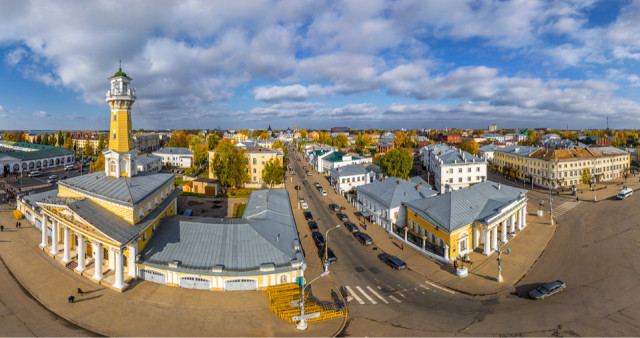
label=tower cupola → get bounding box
[106,65,135,153]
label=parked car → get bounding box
[320,190,327,196]
[28,171,41,177]
[312,232,325,248]
[355,233,373,245]
[314,182,321,188]
[59,175,67,180]
[337,213,349,221]
[319,246,337,264]
[306,171,312,176]
[379,254,407,270]
[344,222,359,234]
[301,202,309,209]
[183,209,194,216]
[308,221,319,232]
[64,165,75,171]
[329,204,340,212]
[529,280,566,300]
[303,211,313,220]
[46,175,58,183]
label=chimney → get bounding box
[381,178,384,182]
[420,182,423,186]
[497,182,501,190]
[407,177,411,182]
[397,179,401,185]
[416,185,419,191]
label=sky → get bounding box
[1,0,640,131]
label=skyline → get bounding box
[1,0,640,131]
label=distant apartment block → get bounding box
[153,147,193,168]
[422,144,487,193]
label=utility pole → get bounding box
[297,270,330,330]
[549,186,553,225]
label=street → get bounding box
[288,146,640,336]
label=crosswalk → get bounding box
[552,200,582,217]
[344,281,455,305]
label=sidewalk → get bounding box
[0,202,344,337]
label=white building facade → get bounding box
[152,147,194,168]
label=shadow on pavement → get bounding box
[513,283,543,299]
[74,294,103,303]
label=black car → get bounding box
[312,232,325,248]
[379,254,407,270]
[355,233,373,245]
[329,204,340,212]
[295,185,301,190]
[303,211,313,220]
[344,222,359,234]
[529,280,566,299]
[319,246,337,264]
[308,221,319,232]
[337,213,349,221]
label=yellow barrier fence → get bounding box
[266,283,346,325]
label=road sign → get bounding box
[290,298,301,307]
[292,312,321,321]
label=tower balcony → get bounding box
[106,88,136,99]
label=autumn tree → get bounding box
[258,131,270,140]
[459,139,479,155]
[380,148,413,179]
[97,134,106,153]
[272,140,288,158]
[90,154,105,172]
[36,134,42,144]
[207,134,219,150]
[318,131,331,145]
[335,134,349,149]
[262,158,284,187]
[64,137,74,151]
[300,129,308,138]
[168,130,189,148]
[84,142,95,156]
[211,141,249,188]
[394,131,410,148]
[355,133,372,152]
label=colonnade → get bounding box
[473,205,527,255]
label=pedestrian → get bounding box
[401,242,404,251]
[15,222,18,229]
[507,248,511,254]
[469,260,473,269]
[0,225,3,232]
[576,196,579,201]
[77,288,84,295]
[453,260,458,269]
[68,295,75,303]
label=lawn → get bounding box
[233,203,246,218]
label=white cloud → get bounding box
[5,47,26,66]
[33,110,51,118]
[254,84,334,102]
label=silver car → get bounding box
[529,280,566,299]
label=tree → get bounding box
[526,130,538,146]
[57,130,64,147]
[211,141,249,188]
[580,168,592,189]
[272,140,288,158]
[380,148,413,179]
[63,137,74,151]
[207,134,219,150]
[90,154,105,173]
[193,142,208,165]
[36,134,42,144]
[318,131,331,145]
[84,142,94,156]
[168,130,189,148]
[43,133,49,145]
[97,134,106,153]
[394,131,410,149]
[355,133,372,152]
[258,131,270,140]
[262,158,284,187]
[300,129,308,138]
[459,139,479,155]
[335,134,349,149]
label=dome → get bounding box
[112,67,128,78]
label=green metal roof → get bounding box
[112,67,128,78]
[0,141,73,161]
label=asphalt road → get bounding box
[288,146,640,336]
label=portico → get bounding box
[475,201,528,256]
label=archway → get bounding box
[36,161,41,168]
[56,158,60,165]
[28,162,34,169]
[3,164,9,175]
[49,159,54,166]
[13,164,19,172]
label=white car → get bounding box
[301,202,309,209]
[321,190,327,196]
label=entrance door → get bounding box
[139,269,166,284]
[224,278,258,291]
[179,276,211,290]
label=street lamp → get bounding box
[324,224,341,271]
[592,174,597,202]
[549,185,554,226]
[497,243,503,283]
[297,270,330,331]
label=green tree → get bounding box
[36,134,42,144]
[90,154,105,173]
[84,142,94,156]
[207,134,219,150]
[63,137,74,151]
[526,130,538,145]
[458,139,479,155]
[193,142,208,165]
[97,134,106,153]
[43,133,49,145]
[380,148,413,179]
[335,134,349,149]
[211,141,249,188]
[57,130,64,147]
[262,158,284,187]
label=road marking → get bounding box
[399,292,406,298]
[388,295,402,303]
[356,286,377,304]
[345,286,365,305]
[419,284,430,291]
[366,286,389,304]
[423,280,455,294]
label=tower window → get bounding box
[113,131,116,140]
[113,112,117,121]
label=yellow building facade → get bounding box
[208,145,284,185]
[494,145,630,187]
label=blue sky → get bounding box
[1,0,640,131]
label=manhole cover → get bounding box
[354,266,365,273]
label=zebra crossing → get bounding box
[344,281,455,305]
[552,200,582,217]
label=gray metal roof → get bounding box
[436,148,485,165]
[479,144,501,152]
[139,189,302,272]
[331,164,366,177]
[58,171,174,206]
[136,154,162,166]
[355,177,437,209]
[20,189,59,216]
[494,145,540,156]
[153,147,193,155]
[404,181,527,232]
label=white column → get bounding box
[491,226,498,250]
[443,244,449,261]
[523,206,527,227]
[422,237,426,251]
[76,234,85,272]
[50,220,59,255]
[483,229,491,255]
[113,248,125,290]
[40,216,48,248]
[501,221,507,243]
[62,227,71,263]
[473,226,479,249]
[128,242,138,278]
[92,242,103,281]
[518,208,524,230]
[510,214,516,234]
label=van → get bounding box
[28,171,41,177]
[617,188,633,200]
[65,165,75,171]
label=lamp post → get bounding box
[324,224,341,271]
[497,243,503,283]
[592,174,597,202]
[549,185,554,225]
[297,270,330,331]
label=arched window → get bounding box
[113,131,116,140]
[253,158,257,165]
[253,168,256,173]
[113,112,117,121]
